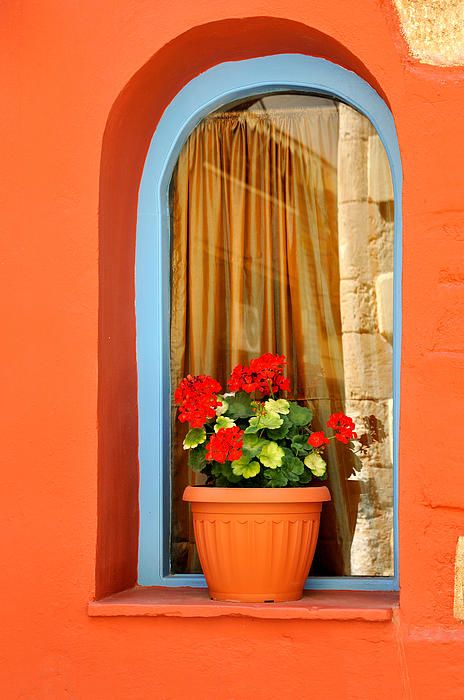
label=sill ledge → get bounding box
[88,587,398,621]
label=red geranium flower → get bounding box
[174,374,222,428]
[308,431,329,449]
[327,412,357,444]
[228,353,291,396]
[206,426,244,463]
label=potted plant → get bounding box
[179,353,359,602]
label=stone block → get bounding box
[375,272,393,344]
[358,444,392,476]
[340,279,378,333]
[368,134,394,202]
[393,0,464,67]
[338,201,371,281]
[338,103,371,140]
[339,203,393,280]
[361,466,394,511]
[368,201,393,241]
[345,397,391,431]
[345,398,393,465]
[338,137,368,204]
[342,332,393,400]
[370,219,395,275]
[350,511,394,576]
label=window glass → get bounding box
[169,93,394,577]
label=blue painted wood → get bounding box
[146,573,399,592]
[135,54,402,590]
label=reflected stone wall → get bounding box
[338,105,394,576]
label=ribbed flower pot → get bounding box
[183,485,331,603]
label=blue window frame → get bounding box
[136,54,402,590]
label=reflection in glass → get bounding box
[169,94,394,577]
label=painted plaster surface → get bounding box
[394,0,464,66]
[2,1,464,698]
[455,537,464,620]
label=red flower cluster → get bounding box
[227,353,291,396]
[174,374,222,428]
[308,431,329,449]
[206,426,244,463]
[327,413,357,444]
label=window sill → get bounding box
[88,587,398,621]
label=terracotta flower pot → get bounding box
[183,485,331,602]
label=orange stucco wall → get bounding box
[2,2,464,698]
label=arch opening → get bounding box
[134,54,401,590]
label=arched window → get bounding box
[136,55,401,591]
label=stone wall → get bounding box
[394,0,464,66]
[338,104,394,575]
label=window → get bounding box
[136,55,401,590]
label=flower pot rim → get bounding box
[183,485,331,503]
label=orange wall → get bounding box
[2,2,464,698]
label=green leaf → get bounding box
[221,462,243,483]
[298,470,312,484]
[283,454,305,477]
[259,441,285,469]
[226,392,255,419]
[304,452,327,477]
[264,468,288,487]
[279,450,305,482]
[215,473,242,486]
[245,410,283,434]
[287,402,313,427]
[188,444,207,472]
[286,470,302,482]
[214,416,236,432]
[242,434,269,458]
[286,423,300,439]
[211,462,222,477]
[212,461,242,484]
[231,455,261,479]
[258,410,283,430]
[265,415,291,440]
[215,396,229,416]
[290,434,311,456]
[245,411,284,437]
[244,416,260,434]
[282,446,295,459]
[183,428,207,450]
[264,398,290,415]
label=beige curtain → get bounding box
[170,106,360,575]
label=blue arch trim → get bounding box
[136,54,402,590]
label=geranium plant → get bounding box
[175,353,358,487]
